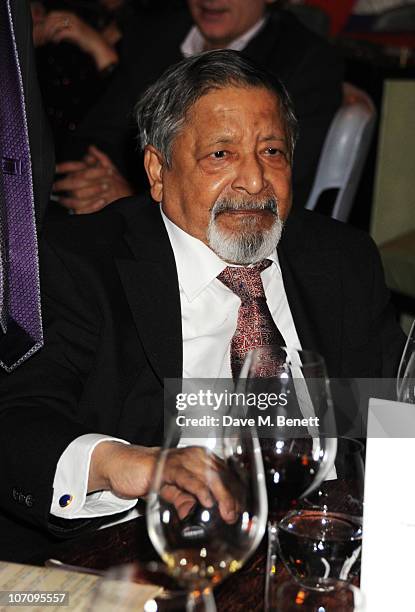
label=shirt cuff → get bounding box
[51,433,138,519]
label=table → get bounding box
[44,516,271,611]
[37,481,356,611]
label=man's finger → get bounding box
[84,153,99,167]
[169,466,215,510]
[161,484,196,520]
[75,201,110,214]
[70,183,111,200]
[174,448,240,522]
[56,160,87,174]
[53,167,112,191]
[205,466,239,523]
[58,196,107,213]
[88,145,114,169]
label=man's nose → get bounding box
[232,154,266,195]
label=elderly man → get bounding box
[54,0,343,212]
[0,51,403,562]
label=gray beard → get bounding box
[207,196,283,265]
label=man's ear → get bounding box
[144,145,164,202]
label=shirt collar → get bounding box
[160,206,280,302]
[180,15,267,57]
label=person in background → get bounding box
[31,0,121,158]
[51,0,343,213]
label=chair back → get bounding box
[305,96,376,222]
[372,4,415,32]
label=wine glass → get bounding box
[398,351,415,404]
[304,437,365,517]
[278,508,363,585]
[239,347,337,611]
[289,437,365,587]
[397,318,415,401]
[146,404,268,612]
[277,577,365,611]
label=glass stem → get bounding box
[264,520,279,612]
[186,588,217,612]
[186,591,197,612]
[202,587,217,612]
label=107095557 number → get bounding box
[0,591,69,606]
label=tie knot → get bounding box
[217,259,272,302]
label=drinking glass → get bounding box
[146,410,267,612]
[397,318,415,402]
[398,352,415,404]
[239,347,337,611]
[304,437,365,518]
[277,578,365,611]
[278,508,362,585]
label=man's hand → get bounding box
[89,442,239,522]
[33,11,119,71]
[54,146,134,214]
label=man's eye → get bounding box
[265,148,283,156]
[210,151,228,159]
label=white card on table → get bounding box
[361,398,415,611]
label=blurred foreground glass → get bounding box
[304,437,365,518]
[277,578,365,611]
[146,414,267,612]
[239,347,337,611]
[279,508,362,585]
[398,352,415,404]
[397,319,415,402]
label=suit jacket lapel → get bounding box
[115,202,182,382]
[113,200,343,379]
[278,213,343,377]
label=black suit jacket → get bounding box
[63,7,343,208]
[11,0,54,227]
[0,197,404,561]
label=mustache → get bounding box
[211,196,278,217]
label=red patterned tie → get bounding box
[217,260,285,379]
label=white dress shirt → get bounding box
[51,208,301,519]
[161,209,301,379]
[180,17,267,57]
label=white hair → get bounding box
[206,195,284,264]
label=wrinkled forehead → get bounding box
[181,85,286,140]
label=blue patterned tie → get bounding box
[0,0,43,371]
